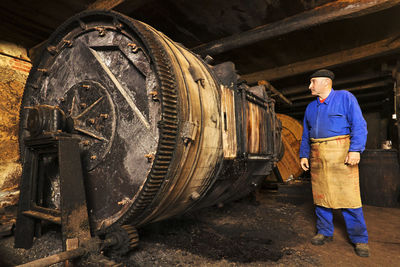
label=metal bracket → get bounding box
[181,121,198,145]
[14,133,91,250]
[188,64,205,87]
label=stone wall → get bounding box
[0,41,31,208]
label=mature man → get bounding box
[299,69,369,257]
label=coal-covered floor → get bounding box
[1,181,399,266]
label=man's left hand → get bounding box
[345,151,360,165]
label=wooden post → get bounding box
[393,63,400,157]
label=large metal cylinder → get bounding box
[19,11,282,232]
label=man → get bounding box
[299,69,369,257]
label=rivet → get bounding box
[144,153,155,162]
[128,43,139,53]
[47,46,57,55]
[63,39,73,48]
[37,68,49,76]
[211,114,217,123]
[149,91,159,101]
[199,79,205,87]
[190,191,200,201]
[95,27,106,37]
[81,140,90,146]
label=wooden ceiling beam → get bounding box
[29,0,152,59]
[242,36,400,83]
[281,90,387,111]
[192,0,400,56]
[289,80,392,101]
[280,71,392,96]
[87,0,152,13]
[87,0,125,10]
[284,101,385,118]
[258,80,292,105]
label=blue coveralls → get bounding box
[300,89,369,244]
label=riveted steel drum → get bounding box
[19,10,282,232]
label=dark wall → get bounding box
[364,112,389,149]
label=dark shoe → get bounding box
[354,243,370,257]
[311,233,333,245]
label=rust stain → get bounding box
[313,193,325,200]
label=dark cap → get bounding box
[310,69,335,80]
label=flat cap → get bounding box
[310,69,335,80]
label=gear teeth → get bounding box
[121,225,140,249]
[114,17,179,227]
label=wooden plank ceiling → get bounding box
[1,0,399,118]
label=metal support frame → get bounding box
[14,133,91,250]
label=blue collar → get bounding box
[316,89,335,105]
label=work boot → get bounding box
[354,243,370,257]
[311,233,333,245]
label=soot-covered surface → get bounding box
[1,182,400,266]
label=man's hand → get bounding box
[345,151,360,165]
[300,158,309,171]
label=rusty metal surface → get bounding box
[19,11,282,233]
[19,11,162,231]
[14,134,91,249]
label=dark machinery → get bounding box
[14,10,282,262]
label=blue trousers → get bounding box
[315,205,368,243]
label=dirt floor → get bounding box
[0,181,399,266]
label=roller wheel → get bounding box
[104,224,139,257]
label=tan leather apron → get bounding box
[310,135,362,209]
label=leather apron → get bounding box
[310,135,362,209]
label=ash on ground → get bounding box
[0,182,318,266]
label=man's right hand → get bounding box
[300,158,309,171]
